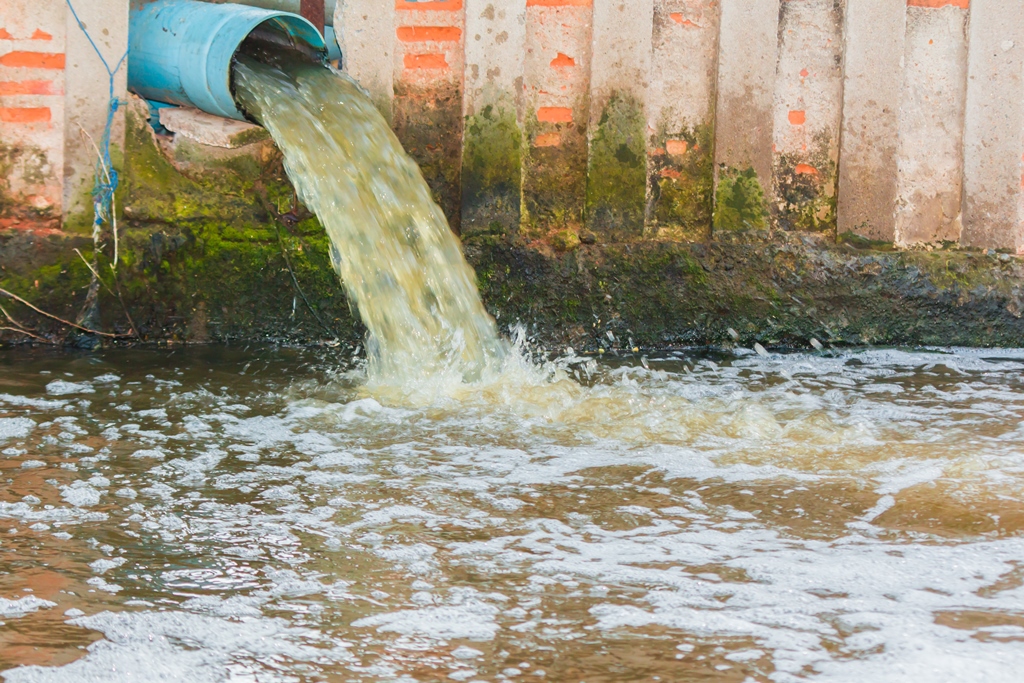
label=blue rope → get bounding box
[64,0,129,235]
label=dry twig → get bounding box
[0,287,131,339]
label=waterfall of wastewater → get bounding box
[232,54,506,385]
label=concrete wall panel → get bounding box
[771,0,845,233]
[3,0,1024,255]
[63,0,129,228]
[960,0,1024,251]
[713,0,780,230]
[461,0,527,235]
[392,0,467,228]
[0,0,67,224]
[335,0,396,119]
[584,0,653,239]
[521,0,594,236]
[895,3,970,246]
[836,0,906,241]
[646,0,720,240]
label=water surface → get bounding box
[1,345,1023,681]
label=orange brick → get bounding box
[537,107,573,123]
[31,29,52,41]
[794,164,818,175]
[404,53,449,70]
[0,79,57,95]
[0,107,51,123]
[397,26,462,42]
[552,52,577,67]
[666,139,688,155]
[669,13,700,27]
[0,52,65,69]
[396,0,463,10]
[534,132,561,147]
[788,110,806,125]
[527,0,592,5]
[907,0,969,8]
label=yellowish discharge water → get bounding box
[233,56,506,386]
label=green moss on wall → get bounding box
[461,102,522,236]
[585,93,646,240]
[521,105,589,239]
[648,123,714,241]
[773,130,837,233]
[714,167,768,231]
[123,105,268,224]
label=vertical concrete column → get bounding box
[771,0,845,233]
[646,0,720,240]
[836,0,906,241]
[712,0,780,231]
[392,0,467,229]
[894,1,970,246]
[584,0,653,240]
[63,0,128,230]
[335,0,396,120]
[521,0,594,238]
[960,0,1024,251]
[461,0,527,236]
[0,0,67,226]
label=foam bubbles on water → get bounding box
[0,417,33,443]
[4,347,1024,680]
[0,596,56,618]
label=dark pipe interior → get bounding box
[230,18,325,122]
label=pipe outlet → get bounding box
[128,0,327,121]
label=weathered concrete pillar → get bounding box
[521,0,594,238]
[335,0,396,120]
[62,0,129,230]
[584,0,653,240]
[836,0,906,241]
[894,1,970,246]
[461,0,526,236]
[0,0,67,226]
[646,0,720,240]
[771,0,845,233]
[712,0,780,231]
[392,0,466,229]
[960,0,1024,251]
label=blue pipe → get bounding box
[128,0,326,121]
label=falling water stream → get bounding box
[0,58,1023,682]
[233,54,505,388]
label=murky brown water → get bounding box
[1,345,1023,682]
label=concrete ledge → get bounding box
[159,107,269,149]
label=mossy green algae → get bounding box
[461,102,522,236]
[584,93,646,240]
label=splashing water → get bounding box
[233,55,506,387]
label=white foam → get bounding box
[44,380,93,396]
[0,418,34,443]
[2,610,352,683]
[354,601,499,640]
[0,596,56,617]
